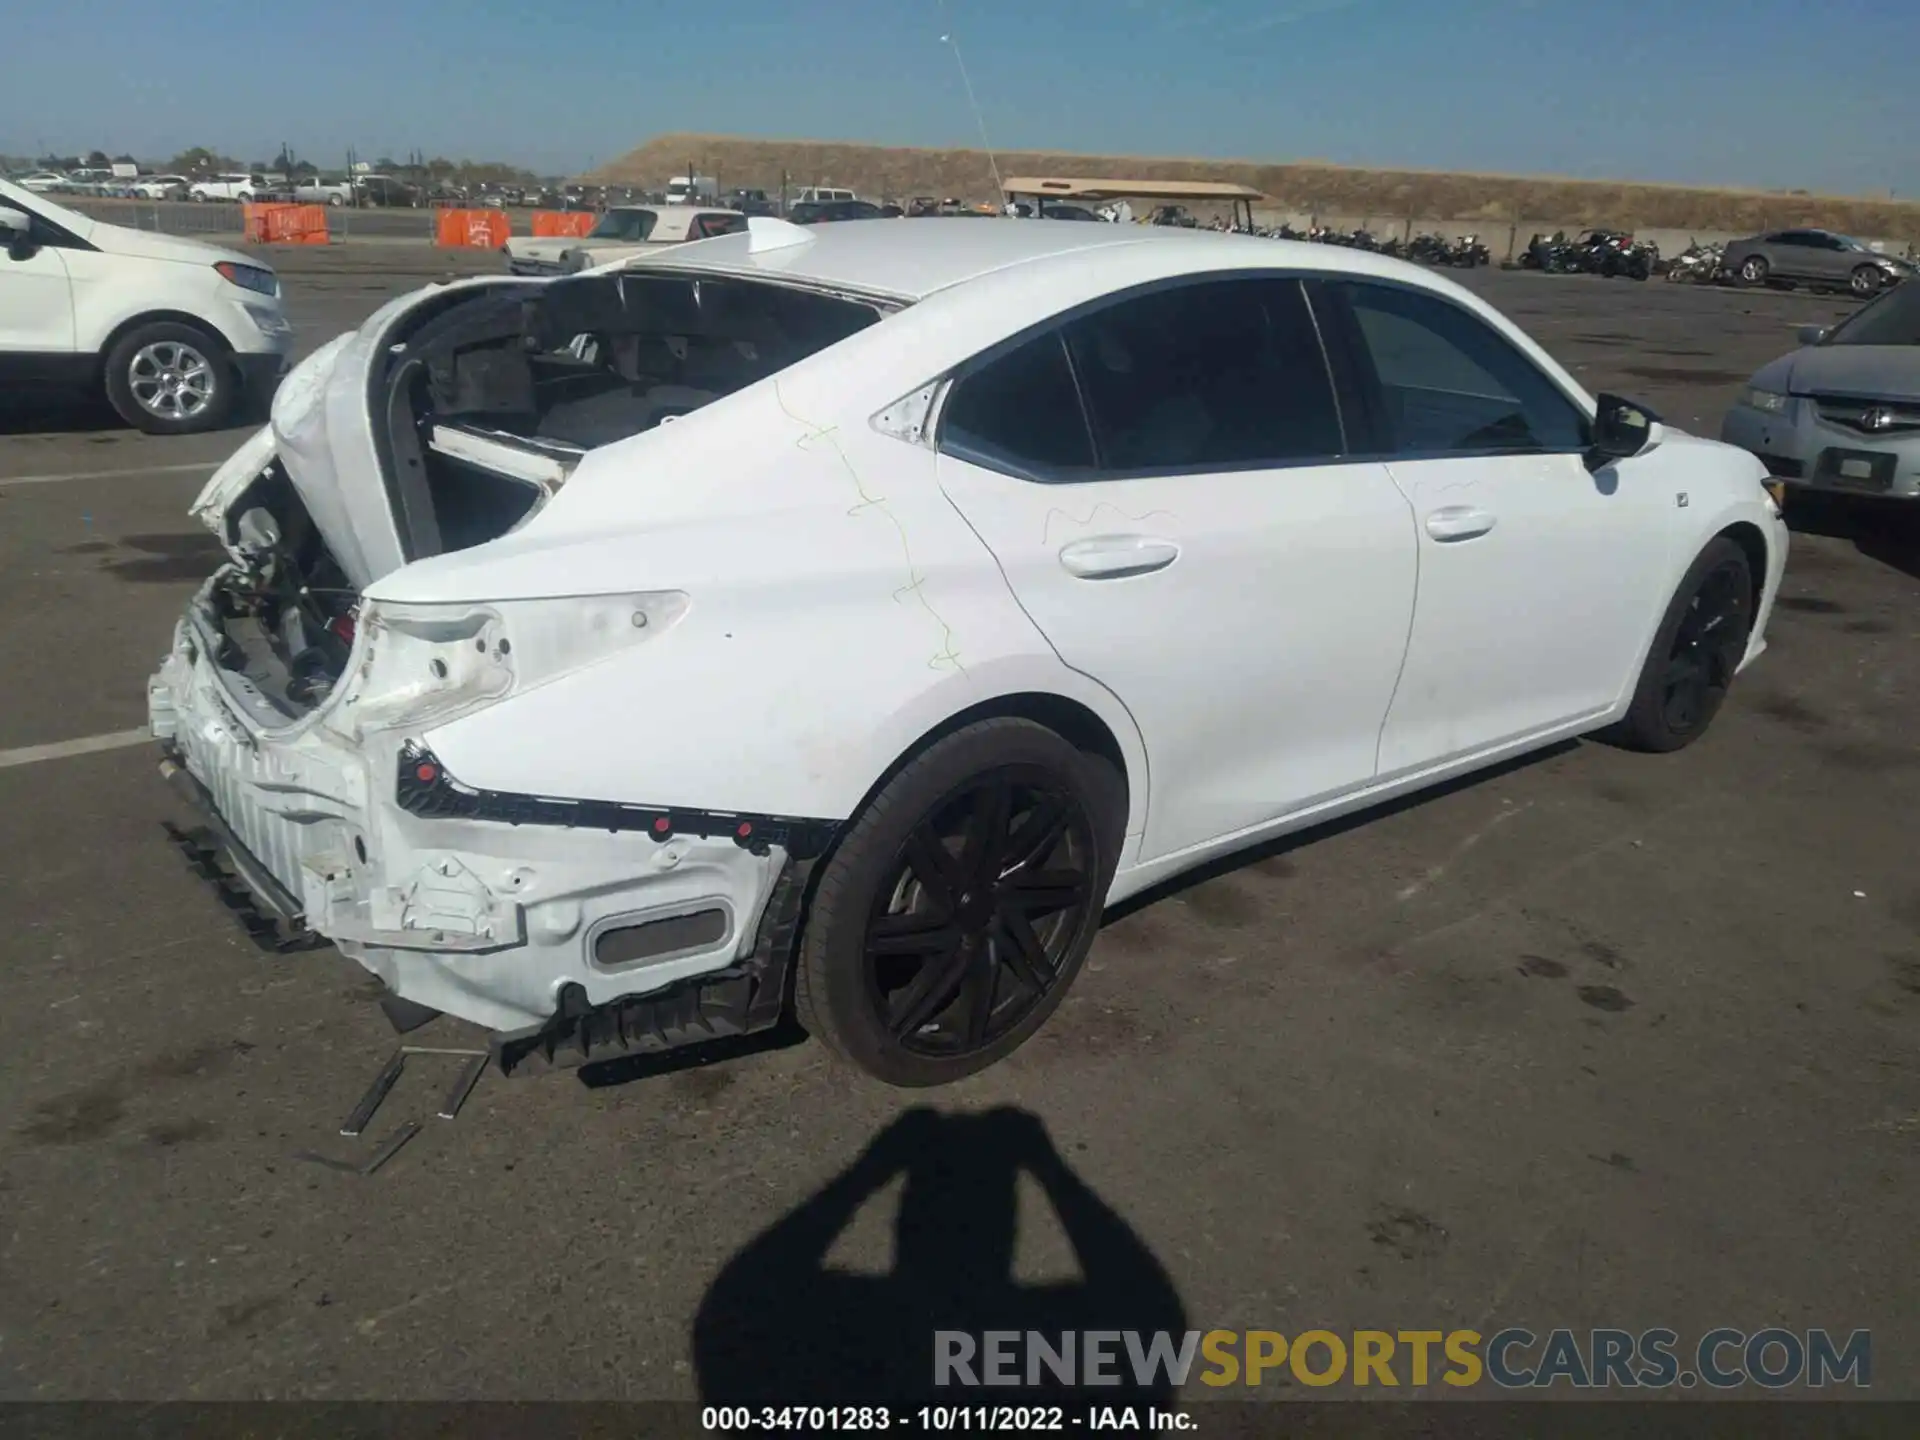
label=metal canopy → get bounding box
[1000,176,1267,203]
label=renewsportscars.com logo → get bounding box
[934,1328,1872,1391]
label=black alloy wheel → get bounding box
[1659,556,1751,737]
[1605,536,1754,753]
[862,769,1096,1060]
[793,718,1125,1086]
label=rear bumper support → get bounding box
[160,753,328,953]
[492,849,817,1077]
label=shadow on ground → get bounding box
[694,1107,1187,1405]
[1787,492,1920,582]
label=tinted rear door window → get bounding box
[940,331,1097,476]
[1061,277,1343,471]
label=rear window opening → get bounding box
[203,271,890,722]
[376,269,890,565]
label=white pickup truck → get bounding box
[292,178,354,206]
[189,173,266,202]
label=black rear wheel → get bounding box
[1604,537,1755,753]
[794,719,1125,1086]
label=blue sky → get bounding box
[8,0,1916,194]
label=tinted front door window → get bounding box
[1333,281,1588,455]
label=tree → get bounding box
[85,149,111,169]
[113,153,136,165]
[169,147,240,176]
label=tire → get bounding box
[1604,537,1755,754]
[1850,264,1883,298]
[793,718,1127,1087]
[1738,255,1769,286]
[103,320,235,436]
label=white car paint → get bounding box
[188,173,263,202]
[0,177,293,418]
[150,218,1786,1048]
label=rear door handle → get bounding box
[1058,535,1181,579]
[1423,505,1497,542]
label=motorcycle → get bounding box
[1664,240,1725,284]
[1448,234,1491,268]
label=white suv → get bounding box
[0,178,294,434]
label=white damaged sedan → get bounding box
[150,217,1787,1086]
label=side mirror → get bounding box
[1589,393,1656,465]
[0,205,34,260]
[1797,324,1828,346]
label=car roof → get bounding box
[631,216,1432,302]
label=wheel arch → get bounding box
[1715,518,1771,614]
[97,309,238,366]
[844,689,1146,867]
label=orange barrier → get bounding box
[242,203,329,245]
[531,210,596,239]
[436,208,511,249]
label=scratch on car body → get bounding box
[773,378,965,673]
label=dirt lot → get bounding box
[0,243,1916,1405]
[599,132,1920,240]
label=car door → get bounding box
[1810,232,1858,284]
[935,274,1419,863]
[0,205,78,364]
[1776,232,1826,281]
[1313,277,1674,778]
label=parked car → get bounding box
[502,205,747,275]
[1721,278,1920,502]
[789,199,884,224]
[792,186,859,205]
[150,218,1784,1087]
[189,173,266,203]
[353,175,421,208]
[0,177,291,433]
[727,188,778,217]
[131,175,192,201]
[13,171,67,193]
[1721,228,1914,298]
[293,177,354,206]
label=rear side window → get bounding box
[941,332,1096,476]
[1331,280,1588,456]
[694,213,747,239]
[1061,277,1343,472]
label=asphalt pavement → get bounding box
[1,248,1916,1404]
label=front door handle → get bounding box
[1424,505,1497,542]
[1058,535,1180,579]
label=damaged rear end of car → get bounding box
[150,258,895,1072]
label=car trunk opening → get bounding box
[208,268,891,723]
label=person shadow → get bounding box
[694,1106,1189,1409]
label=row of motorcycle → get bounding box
[1518,229,1732,285]
[1205,220,1494,267]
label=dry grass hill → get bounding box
[588,133,1920,239]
